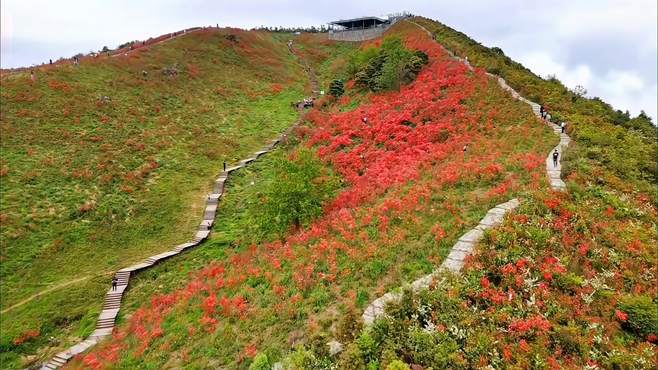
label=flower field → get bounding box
[336,185,656,368]
[64,21,558,368]
[3,14,654,369]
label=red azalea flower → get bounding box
[615,310,628,322]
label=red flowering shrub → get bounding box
[12,329,39,345]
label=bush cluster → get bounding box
[349,37,429,91]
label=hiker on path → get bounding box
[49,59,52,65]
[552,148,559,167]
[111,277,118,291]
[540,105,545,117]
[30,70,35,83]
[560,121,566,133]
[362,116,368,124]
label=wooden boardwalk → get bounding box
[40,41,317,370]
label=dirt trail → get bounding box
[1,276,91,314]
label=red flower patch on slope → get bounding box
[70,28,552,368]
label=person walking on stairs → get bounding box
[552,148,559,167]
[560,121,566,134]
[111,277,118,291]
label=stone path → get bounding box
[40,43,316,370]
[491,76,570,190]
[360,20,572,327]
[362,198,519,325]
[408,19,569,190]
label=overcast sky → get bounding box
[2,0,656,121]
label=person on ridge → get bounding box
[553,148,559,167]
[111,277,118,291]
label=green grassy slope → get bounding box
[0,28,325,368]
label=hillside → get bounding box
[2,16,656,370]
[0,28,356,368]
[62,20,561,368]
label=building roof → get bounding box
[329,16,388,28]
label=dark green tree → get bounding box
[329,79,345,97]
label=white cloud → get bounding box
[518,50,656,119]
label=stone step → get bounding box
[194,229,210,242]
[50,357,66,365]
[207,193,222,205]
[225,165,243,172]
[199,219,213,230]
[173,242,197,252]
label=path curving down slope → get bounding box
[39,43,317,370]
[362,20,571,326]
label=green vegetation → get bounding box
[349,37,429,91]
[66,20,558,368]
[618,295,658,337]
[2,15,655,370]
[329,182,656,368]
[328,79,345,97]
[252,148,340,238]
[0,28,318,368]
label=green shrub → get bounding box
[253,148,340,238]
[337,343,366,370]
[386,359,411,370]
[403,327,459,367]
[617,295,658,337]
[248,353,270,370]
[329,79,345,97]
[283,347,331,369]
[356,331,378,363]
[351,37,428,91]
[551,325,589,356]
[556,272,585,294]
[337,307,363,342]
